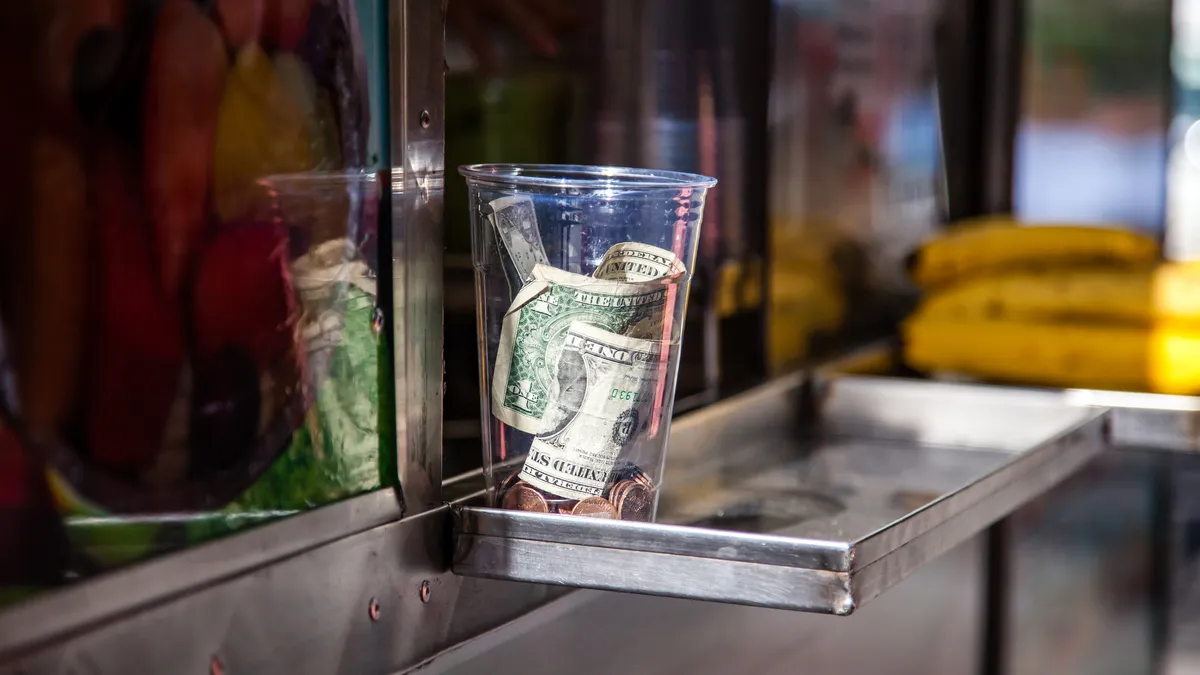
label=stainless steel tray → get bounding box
[451,375,1107,614]
[831,340,1200,453]
[1059,387,1200,452]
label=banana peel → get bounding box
[902,313,1200,394]
[916,263,1200,326]
[909,217,1159,289]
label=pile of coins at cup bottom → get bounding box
[497,466,655,522]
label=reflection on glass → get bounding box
[767,0,940,372]
[0,0,391,598]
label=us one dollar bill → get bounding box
[518,323,662,500]
[593,242,685,281]
[488,195,548,282]
[291,238,375,383]
[492,264,673,433]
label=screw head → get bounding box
[368,598,381,621]
[419,110,431,129]
[420,580,431,603]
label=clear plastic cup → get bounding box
[459,164,717,522]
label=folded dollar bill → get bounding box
[487,195,548,282]
[592,242,685,282]
[492,264,674,433]
[517,322,663,500]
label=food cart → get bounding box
[0,0,1194,674]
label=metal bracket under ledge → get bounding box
[451,375,1108,615]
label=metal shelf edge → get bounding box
[0,501,571,675]
[450,380,1109,615]
[849,415,1105,606]
[0,489,406,663]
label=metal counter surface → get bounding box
[452,376,1106,614]
[420,536,984,675]
[0,374,1107,673]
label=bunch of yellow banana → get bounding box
[907,215,1160,288]
[902,216,1200,394]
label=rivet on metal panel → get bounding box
[368,598,381,621]
[209,656,224,675]
[419,581,431,603]
[420,110,431,129]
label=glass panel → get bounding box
[766,0,941,373]
[0,0,392,602]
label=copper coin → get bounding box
[496,471,521,502]
[571,496,617,519]
[614,465,652,489]
[502,484,549,513]
[554,500,579,515]
[616,483,653,522]
[607,479,635,506]
[494,473,518,504]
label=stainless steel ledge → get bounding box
[0,488,405,664]
[0,498,569,675]
[452,375,1107,615]
[1061,387,1200,452]
[0,376,1110,674]
[824,342,1200,453]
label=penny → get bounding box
[496,471,521,502]
[554,500,579,515]
[612,463,653,489]
[607,479,635,507]
[615,483,652,521]
[502,483,549,513]
[571,496,617,519]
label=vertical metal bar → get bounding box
[934,0,987,221]
[980,0,1023,215]
[1149,453,1174,674]
[972,0,1024,671]
[980,520,1011,675]
[389,0,446,515]
[935,0,1022,221]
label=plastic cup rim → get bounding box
[457,163,718,191]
